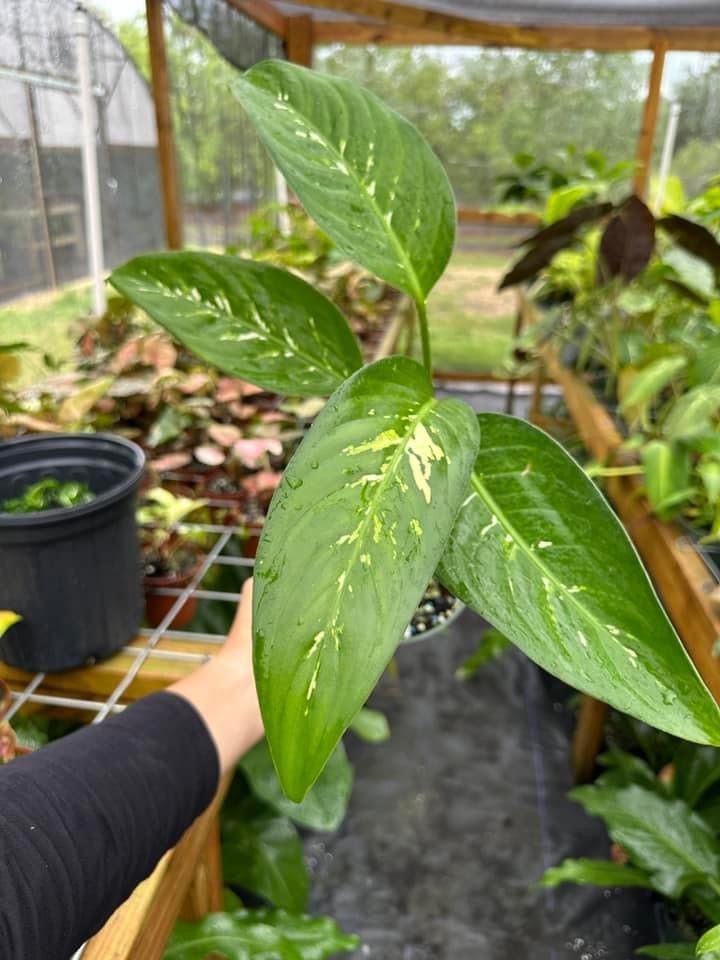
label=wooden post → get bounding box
[286,14,314,67]
[633,43,667,199]
[146,0,182,249]
[572,698,609,783]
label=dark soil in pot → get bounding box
[143,551,202,629]
[403,580,463,642]
[0,433,145,672]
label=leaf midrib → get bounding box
[307,396,437,674]
[469,470,629,650]
[243,77,426,305]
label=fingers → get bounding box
[226,576,253,650]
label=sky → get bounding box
[89,0,706,97]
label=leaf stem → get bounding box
[416,298,432,375]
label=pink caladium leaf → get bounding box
[142,334,177,371]
[194,444,226,467]
[208,423,243,447]
[228,402,259,420]
[243,470,282,496]
[232,437,283,468]
[179,372,211,395]
[112,337,141,373]
[150,451,193,472]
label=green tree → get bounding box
[319,47,646,206]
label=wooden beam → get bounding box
[226,0,287,38]
[146,0,183,250]
[457,207,540,226]
[83,774,232,960]
[307,4,720,52]
[634,44,667,197]
[286,13,314,66]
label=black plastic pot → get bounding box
[0,433,145,672]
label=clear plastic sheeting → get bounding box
[0,0,163,302]
[280,0,720,29]
[166,0,284,71]
[162,9,280,250]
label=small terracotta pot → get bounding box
[144,558,203,629]
[241,519,265,559]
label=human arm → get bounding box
[0,578,261,960]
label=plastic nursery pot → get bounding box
[0,433,145,672]
[144,556,203,630]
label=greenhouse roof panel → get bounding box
[279,1,720,28]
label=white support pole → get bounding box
[274,169,291,238]
[75,7,106,315]
[654,101,682,215]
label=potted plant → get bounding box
[138,487,208,629]
[111,60,720,806]
[0,433,145,672]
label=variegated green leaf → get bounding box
[233,60,455,300]
[439,413,720,746]
[110,252,362,396]
[254,357,479,800]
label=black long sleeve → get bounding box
[0,691,220,960]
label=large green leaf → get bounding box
[642,440,694,520]
[620,355,687,414]
[233,60,455,301]
[221,783,308,912]
[539,858,652,889]
[673,743,720,808]
[699,926,720,955]
[665,385,720,441]
[254,357,479,800]
[164,909,359,960]
[439,413,720,746]
[110,252,362,396]
[637,947,700,959]
[571,784,720,898]
[240,740,353,832]
[350,707,390,743]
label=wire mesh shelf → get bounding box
[2,510,256,726]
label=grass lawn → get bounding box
[0,283,92,386]
[415,250,516,375]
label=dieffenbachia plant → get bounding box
[111,60,720,802]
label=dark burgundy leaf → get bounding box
[514,202,614,249]
[598,195,655,283]
[499,234,576,290]
[659,214,720,273]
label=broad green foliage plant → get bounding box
[111,61,720,802]
[541,735,720,958]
